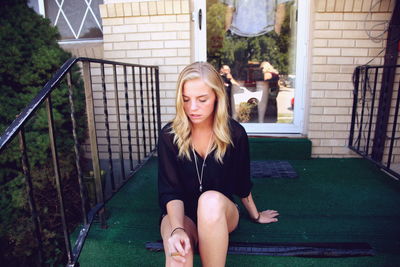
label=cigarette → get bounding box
[170,252,182,257]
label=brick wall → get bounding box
[99,0,191,125]
[309,0,395,157]
[89,0,190,160]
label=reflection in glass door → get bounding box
[206,0,298,126]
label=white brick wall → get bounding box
[100,0,190,125]
[310,0,395,157]
[93,0,191,159]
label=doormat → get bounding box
[145,241,374,257]
[250,160,298,179]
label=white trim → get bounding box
[196,0,310,135]
[193,0,207,61]
[38,0,46,16]
[58,39,103,45]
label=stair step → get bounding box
[249,137,312,160]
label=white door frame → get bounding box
[192,0,310,135]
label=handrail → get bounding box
[349,64,400,180]
[0,58,78,151]
[0,57,159,152]
[0,57,161,266]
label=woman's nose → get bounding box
[190,100,198,110]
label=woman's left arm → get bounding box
[241,192,279,224]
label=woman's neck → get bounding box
[191,120,213,134]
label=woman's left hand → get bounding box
[257,210,279,224]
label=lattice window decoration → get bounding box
[43,0,104,40]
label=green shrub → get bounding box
[0,0,86,265]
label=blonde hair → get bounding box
[261,61,279,74]
[171,62,232,163]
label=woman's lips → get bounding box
[190,114,201,119]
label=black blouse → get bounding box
[157,119,253,222]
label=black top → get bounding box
[158,119,253,223]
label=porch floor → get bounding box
[78,157,400,266]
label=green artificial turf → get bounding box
[248,137,312,160]
[78,158,400,266]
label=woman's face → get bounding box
[182,78,217,126]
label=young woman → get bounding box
[158,62,279,267]
[257,61,280,123]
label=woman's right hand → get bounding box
[168,228,191,263]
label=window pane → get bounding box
[207,0,297,124]
[44,0,103,40]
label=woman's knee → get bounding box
[197,190,226,223]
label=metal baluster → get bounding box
[132,66,141,164]
[357,67,368,152]
[46,96,73,264]
[18,129,44,266]
[365,68,379,156]
[349,67,360,148]
[123,66,134,172]
[387,69,400,168]
[145,67,152,150]
[82,61,106,228]
[139,67,147,156]
[150,68,157,149]
[113,65,126,183]
[155,67,162,138]
[67,72,88,225]
[101,63,116,192]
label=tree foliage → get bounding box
[207,2,295,78]
[0,1,86,265]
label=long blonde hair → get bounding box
[261,61,279,74]
[171,62,232,163]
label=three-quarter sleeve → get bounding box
[157,127,184,213]
[233,124,253,198]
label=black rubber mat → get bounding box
[145,241,375,257]
[250,160,298,179]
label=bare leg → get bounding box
[197,190,239,267]
[257,82,269,123]
[231,84,239,120]
[160,215,198,267]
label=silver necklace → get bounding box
[192,134,213,193]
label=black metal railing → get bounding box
[349,65,400,179]
[0,57,161,266]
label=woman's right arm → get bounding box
[166,200,191,259]
[158,129,190,259]
[166,200,185,231]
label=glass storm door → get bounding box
[193,0,309,135]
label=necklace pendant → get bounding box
[199,185,203,192]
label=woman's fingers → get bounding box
[183,236,191,254]
[168,234,191,263]
[259,209,279,223]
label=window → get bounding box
[29,0,103,41]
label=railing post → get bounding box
[101,63,116,192]
[82,61,107,229]
[349,67,360,148]
[66,72,88,225]
[18,129,44,266]
[123,66,134,172]
[46,96,73,264]
[113,65,126,184]
[155,67,162,138]
[145,67,152,149]
[139,67,147,156]
[131,66,141,164]
[150,68,157,148]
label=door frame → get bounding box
[192,0,310,135]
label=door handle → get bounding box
[199,9,202,30]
